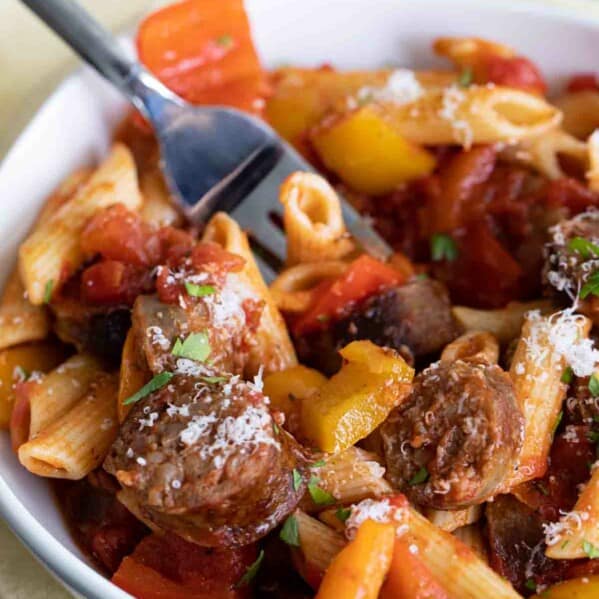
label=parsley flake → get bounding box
[184,282,216,298]
[43,279,54,304]
[172,332,211,362]
[307,477,335,506]
[311,459,326,468]
[280,514,300,546]
[335,507,351,523]
[552,411,563,437]
[561,366,573,384]
[200,375,227,384]
[123,372,173,405]
[583,540,599,559]
[589,374,599,397]
[409,466,429,486]
[216,34,233,47]
[581,271,599,300]
[568,236,599,259]
[524,579,537,591]
[430,233,458,262]
[458,67,473,88]
[235,549,264,588]
[292,469,302,491]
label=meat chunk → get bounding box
[295,278,459,375]
[104,372,307,547]
[544,209,599,299]
[380,359,523,508]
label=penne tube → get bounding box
[139,168,182,227]
[18,373,119,479]
[269,260,348,313]
[545,465,599,559]
[424,505,482,533]
[280,172,354,266]
[452,300,554,345]
[28,354,103,438]
[452,523,489,562]
[19,144,143,304]
[202,212,297,375]
[506,311,591,488]
[555,90,599,139]
[440,331,500,364]
[118,328,150,424]
[587,129,599,192]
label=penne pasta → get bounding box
[452,300,554,345]
[202,212,297,375]
[587,129,599,192]
[269,260,348,313]
[452,523,489,562]
[18,373,119,479]
[139,168,182,227]
[440,330,500,364]
[19,144,143,304]
[506,311,591,488]
[117,328,150,424]
[280,172,354,266]
[555,90,599,139]
[424,505,482,533]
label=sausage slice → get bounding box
[104,372,307,546]
[380,359,523,508]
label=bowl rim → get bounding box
[2,1,599,597]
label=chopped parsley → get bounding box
[292,469,302,491]
[307,477,335,506]
[581,271,599,300]
[568,236,599,259]
[552,411,563,436]
[311,459,326,468]
[589,374,599,397]
[216,34,233,47]
[200,375,227,384]
[235,549,264,587]
[524,579,537,592]
[561,366,573,384]
[316,314,330,323]
[184,282,216,297]
[535,481,549,496]
[408,466,429,486]
[273,422,280,435]
[458,67,473,88]
[430,233,458,262]
[172,332,211,362]
[561,540,570,549]
[279,514,300,546]
[43,279,54,304]
[583,540,599,559]
[335,507,351,523]
[123,372,173,405]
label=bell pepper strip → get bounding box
[379,538,449,599]
[292,254,406,336]
[112,533,255,599]
[137,0,266,113]
[315,519,395,599]
[301,340,414,453]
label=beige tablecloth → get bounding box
[2,0,599,597]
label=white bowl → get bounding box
[2,0,599,596]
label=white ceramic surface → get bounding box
[2,1,599,596]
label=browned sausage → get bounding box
[380,359,523,508]
[104,372,308,547]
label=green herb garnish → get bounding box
[216,34,233,47]
[316,314,330,323]
[292,469,302,491]
[235,549,264,588]
[581,271,599,300]
[273,422,280,435]
[524,579,537,592]
[172,332,211,362]
[430,233,458,262]
[184,282,216,298]
[552,411,563,437]
[200,375,227,384]
[311,459,326,468]
[335,507,352,523]
[535,481,549,496]
[589,374,599,397]
[409,466,429,486]
[561,540,570,549]
[561,366,573,384]
[458,67,473,88]
[307,477,335,506]
[123,372,174,405]
[279,514,300,546]
[583,540,599,559]
[43,279,54,304]
[568,236,599,259]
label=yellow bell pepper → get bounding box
[311,105,436,195]
[0,341,70,428]
[301,340,414,453]
[533,576,599,599]
[315,519,395,599]
[263,365,327,435]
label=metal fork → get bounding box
[20,0,392,280]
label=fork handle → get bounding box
[19,0,180,119]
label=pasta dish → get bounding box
[4,1,599,597]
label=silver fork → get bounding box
[20,0,392,280]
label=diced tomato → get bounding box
[190,242,246,274]
[483,55,546,95]
[81,261,153,305]
[112,533,255,599]
[293,254,406,335]
[567,73,599,93]
[543,177,599,215]
[434,220,523,308]
[137,0,267,113]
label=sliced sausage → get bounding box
[104,372,307,547]
[380,359,523,508]
[295,278,460,375]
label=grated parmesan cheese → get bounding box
[146,326,171,351]
[345,498,407,540]
[438,85,473,148]
[543,509,589,546]
[356,69,423,106]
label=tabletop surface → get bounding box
[1,0,599,597]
